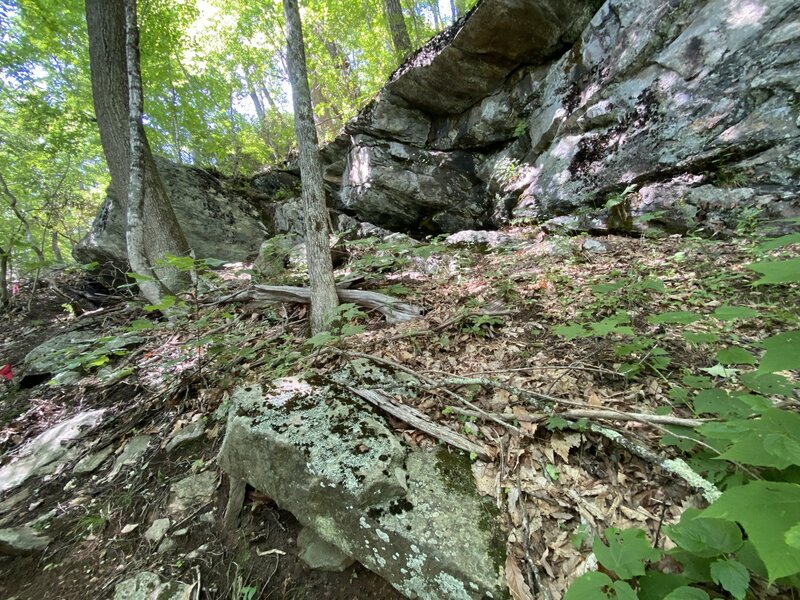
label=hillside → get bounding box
[1,227,798,599]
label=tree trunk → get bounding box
[431,0,441,29]
[450,0,458,22]
[85,0,190,295]
[125,0,168,305]
[382,0,412,58]
[0,246,9,307]
[282,0,339,335]
[51,231,63,263]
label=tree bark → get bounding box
[85,0,190,295]
[383,0,412,58]
[0,246,9,307]
[282,0,339,335]
[125,0,168,304]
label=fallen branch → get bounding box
[341,383,492,460]
[585,422,721,504]
[448,406,704,428]
[213,284,423,324]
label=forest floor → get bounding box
[0,226,797,599]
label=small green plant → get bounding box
[493,157,523,187]
[460,313,506,337]
[305,303,368,348]
[563,237,800,600]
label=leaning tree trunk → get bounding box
[124,0,168,304]
[85,0,190,296]
[382,0,412,58]
[282,0,339,335]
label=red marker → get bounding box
[0,364,12,381]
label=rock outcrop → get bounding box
[73,157,270,270]
[327,0,799,237]
[75,0,800,263]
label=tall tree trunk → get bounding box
[282,0,339,335]
[125,0,168,304]
[85,0,190,295]
[51,231,63,263]
[431,0,441,29]
[0,246,9,307]
[382,0,412,58]
[449,0,458,23]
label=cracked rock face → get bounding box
[327,0,798,237]
[73,157,267,271]
[217,379,506,599]
[513,0,800,235]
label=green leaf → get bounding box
[638,571,691,600]
[663,586,710,600]
[201,257,227,267]
[785,523,800,550]
[126,319,155,331]
[701,409,800,469]
[590,313,634,337]
[305,332,336,347]
[683,332,719,344]
[665,508,743,558]
[715,346,757,365]
[143,295,176,312]
[555,323,587,339]
[592,527,661,579]
[692,389,750,418]
[758,233,800,251]
[639,278,666,292]
[563,572,613,600]
[702,481,800,582]
[592,282,624,294]
[758,330,800,374]
[648,311,702,325]
[748,258,800,285]
[700,364,737,378]
[710,558,749,599]
[741,372,795,397]
[712,305,759,321]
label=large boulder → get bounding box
[333,0,603,233]
[74,157,268,269]
[512,0,800,235]
[341,136,489,233]
[326,0,799,236]
[217,378,506,599]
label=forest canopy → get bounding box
[0,0,475,281]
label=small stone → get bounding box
[107,435,152,479]
[112,571,190,600]
[165,420,206,454]
[144,518,171,543]
[186,543,209,560]
[120,523,139,534]
[582,239,608,253]
[0,526,51,556]
[172,528,188,537]
[157,538,176,554]
[74,445,114,474]
[166,470,218,516]
[297,527,355,572]
[0,488,30,514]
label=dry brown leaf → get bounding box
[551,433,582,462]
[505,555,535,600]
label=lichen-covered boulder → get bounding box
[217,379,506,599]
[74,157,268,270]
